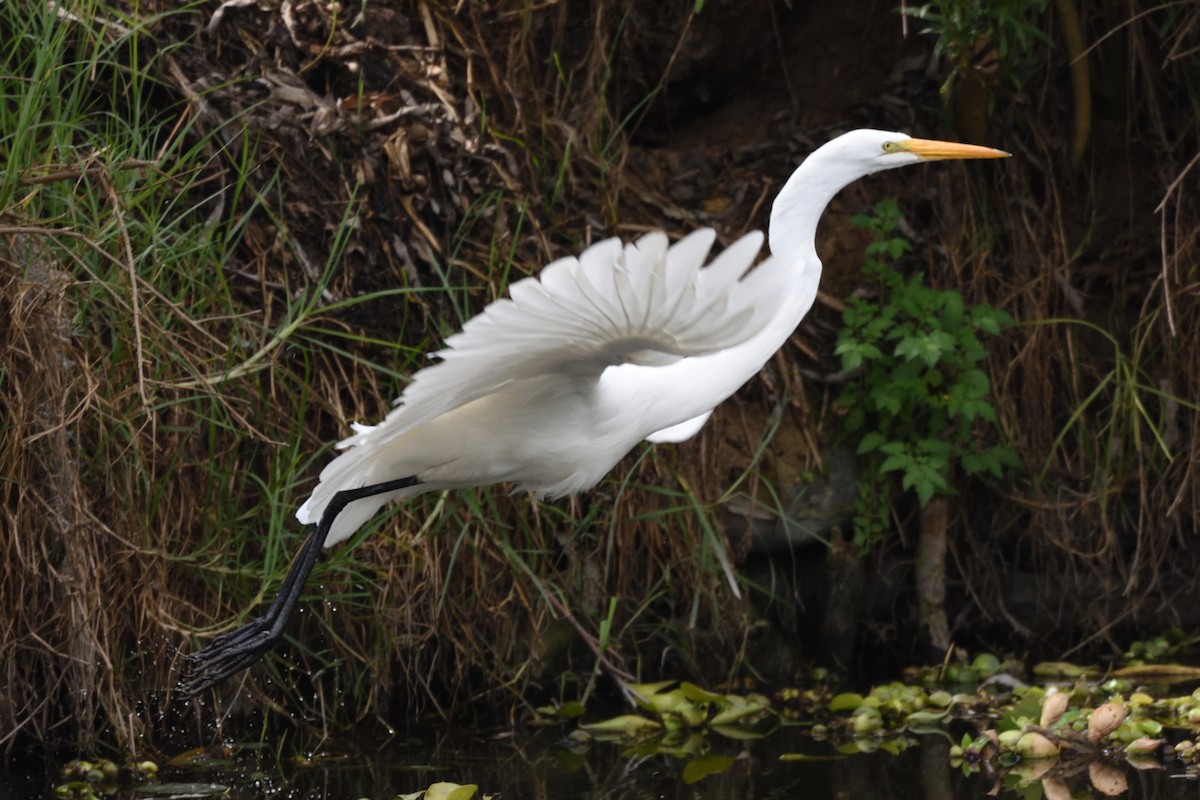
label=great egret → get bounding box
[180,129,1007,697]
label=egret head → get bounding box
[769,129,1009,258]
[825,128,1010,176]
[783,129,1011,204]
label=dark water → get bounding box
[4,728,1200,799]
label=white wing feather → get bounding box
[332,228,777,451]
[645,410,715,443]
[296,227,790,535]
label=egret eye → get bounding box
[882,141,904,154]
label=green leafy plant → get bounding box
[835,198,1019,545]
[902,0,1050,147]
[903,0,1048,93]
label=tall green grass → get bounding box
[0,0,445,745]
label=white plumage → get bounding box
[296,227,795,545]
[295,130,1008,549]
[181,128,1008,697]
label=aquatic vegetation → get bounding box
[55,759,159,798]
[566,651,1200,786]
[53,751,491,800]
[46,647,1200,796]
[570,681,776,745]
[395,782,483,800]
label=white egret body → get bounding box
[181,129,1007,696]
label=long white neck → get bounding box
[768,137,888,260]
[605,148,868,434]
[605,132,910,441]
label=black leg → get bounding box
[178,475,421,698]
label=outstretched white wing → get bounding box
[334,228,784,451]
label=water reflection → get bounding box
[6,729,1200,799]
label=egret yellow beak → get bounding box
[899,138,1010,160]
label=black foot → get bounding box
[176,475,421,699]
[178,619,279,698]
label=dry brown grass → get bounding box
[0,233,183,753]
[942,2,1200,648]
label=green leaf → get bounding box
[682,755,737,785]
[829,692,865,711]
[951,398,977,422]
[710,693,772,726]
[972,305,1014,334]
[875,392,902,416]
[917,438,951,457]
[580,715,663,737]
[902,461,950,506]
[556,700,586,719]
[879,451,910,474]
[835,339,883,371]
[890,370,927,398]
[850,212,874,229]
[958,368,989,398]
[940,291,964,327]
[424,783,478,800]
[895,330,956,367]
[857,431,886,454]
[983,445,1023,478]
[861,342,884,361]
[678,682,726,704]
